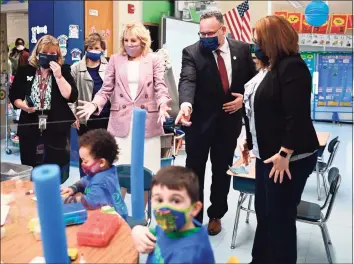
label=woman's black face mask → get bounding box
[38,53,58,69]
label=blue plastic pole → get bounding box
[131,108,146,221]
[32,165,69,264]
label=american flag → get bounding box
[224,0,252,43]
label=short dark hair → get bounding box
[151,166,199,203]
[200,10,224,24]
[15,38,25,46]
[79,129,119,166]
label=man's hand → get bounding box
[132,225,157,254]
[223,93,243,114]
[175,105,192,127]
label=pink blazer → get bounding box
[92,53,170,138]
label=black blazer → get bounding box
[245,54,319,160]
[178,38,256,133]
[9,64,78,136]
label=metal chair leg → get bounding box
[246,195,253,224]
[316,163,322,201]
[147,191,152,226]
[320,225,333,264]
[321,172,329,197]
[323,223,332,245]
[231,193,247,249]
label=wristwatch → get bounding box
[279,150,291,159]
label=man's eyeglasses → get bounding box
[198,26,222,38]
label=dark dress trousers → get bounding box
[179,39,256,222]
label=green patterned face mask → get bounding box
[153,204,194,233]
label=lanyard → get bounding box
[37,69,49,109]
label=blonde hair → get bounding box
[119,22,152,56]
[84,32,106,51]
[29,35,64,67]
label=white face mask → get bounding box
[16,45,24,51]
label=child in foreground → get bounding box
[132,166,215,264]
[61,129,128,220]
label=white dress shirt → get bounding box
[243,69,269,158]
[127,61,140,100]
[181,37,232,111]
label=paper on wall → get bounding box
[69,25,79,39]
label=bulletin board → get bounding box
[317,53,353,107]
[84,1,113,57]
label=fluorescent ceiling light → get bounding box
[288,1,303,8]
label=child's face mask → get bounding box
[81,160,102,176]
[153,204,194,233]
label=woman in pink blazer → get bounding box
[77,23,171,177]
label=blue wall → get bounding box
[28,0,84,65]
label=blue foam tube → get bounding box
[32,164,69,264]
[131,108,146,221]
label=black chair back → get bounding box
[325,137,340,170]
[323,167,341,222]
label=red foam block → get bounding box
[77,212,120,247]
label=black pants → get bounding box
[185,114,241,223]
[77,116,109,177]
[251,153,317,264]
[19,128,70,184]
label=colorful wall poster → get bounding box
[329,14,348,34]
[317,54,353,107]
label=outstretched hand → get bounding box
[158,99,172,125]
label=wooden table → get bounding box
[228,131,331,179]
[0,181,138,263]
[316,132,331,148]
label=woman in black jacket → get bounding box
[10,35,78,183]
[242,16,319,264]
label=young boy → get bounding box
[132,166,215,264]
[61,129,128,220]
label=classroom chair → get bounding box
[314,136,340,200]
[116,165,153,228]
[230,176,256,249]
[297,167,341,264]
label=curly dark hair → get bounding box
[79,129,119,166]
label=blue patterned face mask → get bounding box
[153,204,193,233]
[229,165,249,175]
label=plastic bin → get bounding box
[63,203,88,226]
[161,157,174,168]
[77,212,120,247]
[0,162,32,182]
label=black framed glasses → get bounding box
[198,26,222,38]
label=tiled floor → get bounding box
[1,122,352,263]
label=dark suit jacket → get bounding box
[178,39,256,135]
[245,54,319,160]
[9,64,78,136]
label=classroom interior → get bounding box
[0,0,353,263]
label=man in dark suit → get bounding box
[175,11,256,235]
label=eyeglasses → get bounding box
[198,26,222,38]
[252,38,258,44]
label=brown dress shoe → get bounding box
[208,218,221,236]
